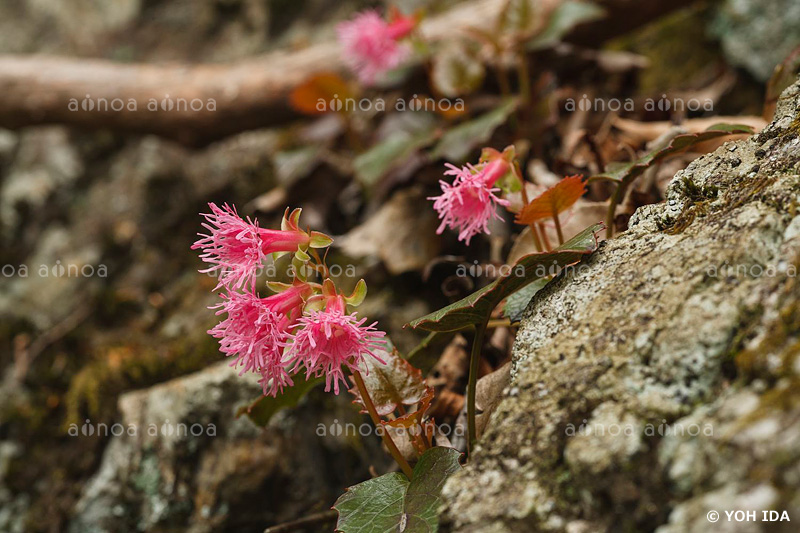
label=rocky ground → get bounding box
[1,1,800,532]
[441,79,800,533]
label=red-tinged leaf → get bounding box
[516,174,586,224]
[406,223,603,332]
[383,387,435,429]
[588,124,755,187]
[349,347,429,417]
[288,72,353,115]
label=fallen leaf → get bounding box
[475,362,511,437]
[288,72,354,115]
[337,188,441,275]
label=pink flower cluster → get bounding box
[429,159,511,245]
[337,9,416,85]
[193,203,386,396]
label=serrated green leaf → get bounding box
[527,1,606,50]
[334,472,409,533]
[430,99,518,162]
[589,124,754,187]
[236,374,324,427]
[334,447,462,533]
[403,447,462,531]
[504,277,551,323]
[406,224,602,332]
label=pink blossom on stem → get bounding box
[283,297,386,394]
[192,203,311,291]
[429,159,511,245]
[337,10,415,85]
[208,291,294,396]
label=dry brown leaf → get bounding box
[475,362,511,437]
[337,188,441,275]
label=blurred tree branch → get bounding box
[0,0,696,147]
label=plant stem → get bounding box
[606,182,624,239]
[529,223,543,252]
[516,168,543,253]
[487,318,511,328]
[467,319,488,456]
[538,223,552,251]
[351,371,414,479]
[495,65,511,98]
[552,211,565,245]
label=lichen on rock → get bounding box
[440,78,800,532]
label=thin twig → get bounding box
[264,510,338,533]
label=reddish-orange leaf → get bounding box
[288,72,353,116]
[516,175,586,224]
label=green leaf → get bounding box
[528,1,606,50]
[589,124,755,188]
[430,98,518,162]
[334,472,409,533]
[403,447,462,531]
[334,447,462,533]
[406,224,602,332]
[504,277,551,323]
[354,129,437,188]
[236,374,324,427]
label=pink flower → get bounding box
[429,159,511,245]
[283,298,386,394]
[209,291,294,396]
[337,10,415,85]
[192,203,312,291]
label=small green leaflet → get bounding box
[334,447,462,533]
[589,124,755,187]
[406,224,602,332]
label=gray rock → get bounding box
[69,361,380,533]
[441,79,800,531]
[712,0,800,82]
